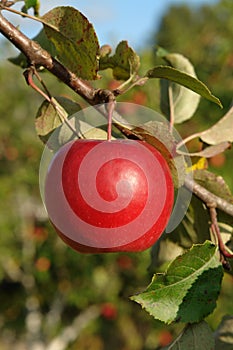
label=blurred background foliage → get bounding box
[0,0,233,349]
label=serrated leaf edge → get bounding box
[131,242,221,323]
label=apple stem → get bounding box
[107,100,116,141]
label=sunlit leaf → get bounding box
[99,41,140,80]
[41,6,100,80]
[161,53,201,123]
[131,242,223,324]
[146,65,222,111]
[177,141,230,158]
[22,0,40,15]
[35,96,81,144]
[178,106,233,148]
[194,170,233,204]
[200,106,233,145]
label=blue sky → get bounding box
[2,0,219,51]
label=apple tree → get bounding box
[0,1,233,349]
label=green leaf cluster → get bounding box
[132,242,223,324]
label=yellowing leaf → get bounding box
[187,157,208,172]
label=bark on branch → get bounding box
[184,176,233,217]
[0,11,100,104]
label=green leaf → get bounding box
[99,41,140,80]
[149,196,211,273]
[162,321,214,350]
[161,53,201,123]
[177,141,230,158]
[22,0,40,15]
[41,6,100,80]
[131,121,186,188]
[149,237,184,272]
[172,196,210,248]
[35,96,81,144]
[131,241,223,324]
[214,315,233,349]
[47,118,110,152]
[194,170,233,204]
[176,106,233,148]
[200,106,233,145]
[35,97,111,150]
[146,66,222,109]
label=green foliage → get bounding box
[146,65,221,109]
[22,0,40,15]
[162,321,215,350]
[99,40,140,80]
[194,170,233,203]
[154,0,233,121]
[197,107,233,145]
[131,242,223,324]
[157,51,200,123]
[131,121,186,189]
[42,6,100,79]
[35,96,81,144]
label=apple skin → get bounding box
[44,139,174,253]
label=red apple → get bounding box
[101,303,118,320]
[44,139,174,253]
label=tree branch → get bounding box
[0,9,135,137]
[209,207,233,268]
[184,176,233,217]
[0,11,101,104]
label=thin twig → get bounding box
[176,131,202,150]
[24,68,51,102]
[168,83,175,132]
[24,67,80,138]
[184,176,233,217]
[46,305,100,350]
[209,207,233,270]
[33,68,53,99]
[106,98,116,141]
[1,4,43,22]
[0,12,98,103]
